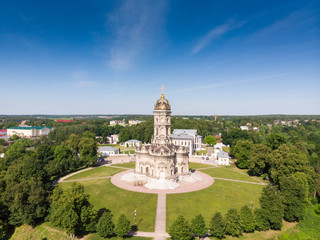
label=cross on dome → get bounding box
[160,85,166,94]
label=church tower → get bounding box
[152,86,172,145]
[135,86,189,180]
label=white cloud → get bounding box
[170,73,289,94]
[106,0,167,71]
[193,20,246,53]
[71,70,97,88]
[74,80,96,88]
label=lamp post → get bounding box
[134,209,137,225]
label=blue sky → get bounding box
[0,0,319,115]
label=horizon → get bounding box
[0,0,319,115]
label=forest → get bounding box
[0,115,319,239]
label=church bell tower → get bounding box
[152,85,172,146]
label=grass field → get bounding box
[65,166,123,180]
[10,223,72,240]
[189,162,214,169]
[112,162,136,169]
[166,179,264,231]
[10,223,153,240]
[86,234,152,240]
[60,179,157,232]
[277,205,320,240]
[200,167,261,183]
[222,221,297,240]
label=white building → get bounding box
[171,129,202,155]
[7,126,52,138]
[128,120,145,126]
[217,150,230,165]
[110,119,126,126]
[106,134,119,144]
[121,139,142,147]
[98,146,119,157]
[135,91,189,179]
[240,126,249,131]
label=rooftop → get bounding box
[98,146,118,151]
[8,126,52,130]
[172,129,197,135]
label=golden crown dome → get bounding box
[154,85,171,110]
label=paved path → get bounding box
[61,176,112,182]
[111,169,214,194]
[213,177,267,185]
[155,193,167,240]
[57,167,93,183]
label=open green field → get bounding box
[277,205,320,240]
[189,162,214,169]
[166,180,263,231]
[113,162,136,169]
[222,221,297,240]
[10,223,153,240]
[10,223,72,240]
[86,234,152,240]
[60,179,157,232]
[200,167,261,183]
[65,166,123,180]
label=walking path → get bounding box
[61,176,112,182]
[213,177,267,185]
[57,164,266,240]
[111,169,214,194]
[154,194,167,240]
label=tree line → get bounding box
[0,131,98,239]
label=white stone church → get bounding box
[135,91,190,180]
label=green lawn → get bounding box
[65,167,123,180]
[60,179,157,232]
[200,167,261,183]
[278,205,320,240]
[189,162,214,169]
[166,180,263,231]
[112,162,136,169]
[221,221,297,240]
[10,223,72,240]
[86,234,152,240]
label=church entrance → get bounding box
[160,171,165,179]
[146,167,149,176]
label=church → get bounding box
[135,90,190,180]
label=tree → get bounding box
[49,183,96,236]
[114,214,131,239]
[269,144,313,186]
[169,215,192,240]
[248,144,271,176]
[209,212,225,239]
[203,135,216,146]
[3,178,48,226]
[266,133,286,150]
[232,140,253,169]
[240,205,255,233]
[65,134,81,154]
[79,137,97,166]
[190,214,207,239]
[97,211,115,238]
[259,185,284,230]
[280,173,308,222]
[254,208,269,231]
[225,208,243,237]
